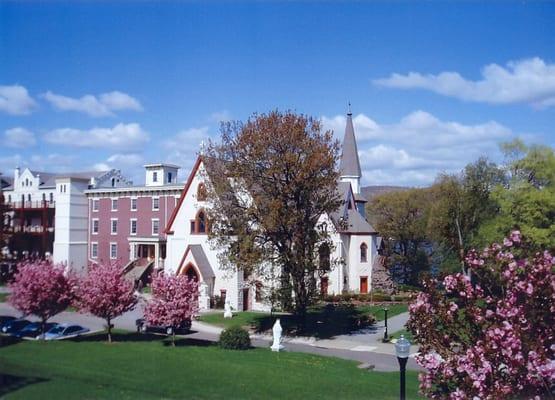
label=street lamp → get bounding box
[395,335,411,400]
[382,307,389,342]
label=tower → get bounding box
[339,106,362,195]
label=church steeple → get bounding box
[339,104,362,194]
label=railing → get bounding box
[11,225,55,233]
[9,201,55,209]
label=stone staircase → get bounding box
[124,258,154,286]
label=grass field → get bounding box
[0,332,422,399]
[199,303,408,338]
[0,293,8,302]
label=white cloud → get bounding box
[322,111,514,186]
[0,85,37,115]
[210,110,233,123]
[4,127,37,148]
[374,57,555,108]
[42,90,143,117]
[44,123,150,150]
[162,126,216,173]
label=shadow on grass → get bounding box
[0,373,48,397]
[69,331,217,348]
[0,335,22,348]
[252,303,376,339]
[162,338,216,347]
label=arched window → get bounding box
[197,211,206,233]
[197,183,207,201]
[191,209,208,234]
[319,243,330,271]
[360,243,368,263]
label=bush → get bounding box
[218,326,251,350]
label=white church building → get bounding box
[164,110,380,312]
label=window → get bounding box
[360,243,368,263]
[110,243,117,259]
[8,195,11,203]
[111,219,118,235]
[167,172,173,183]
[27,194,31,202]
[319,243,330,270]
[50,193,54,203]
[130,219,137,235]
[92,199,99,212]
[197,211,206,233]
[130,198,137,211]
[111,198,118,211]
[42,193,46,202]
[255,282,263,302]
[152,197,159,211]
[152,219,160,235]
[25,178,29,186]
[91,243,98,258]
[91,219,99,234]
[197,183,207,201]
[152,172,158,182]
[190,220,196,233]
[111,178,116,187]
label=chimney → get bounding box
[14,166,20,182]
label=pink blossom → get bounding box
[75,261,137,343]
[9,260,75,337]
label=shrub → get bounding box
[219,326,251,350]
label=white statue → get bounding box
[271,319,284,352]
[224,300,233,319]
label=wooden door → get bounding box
[242,289,249,311]
[320,277,329,296]
[360,277,368,294]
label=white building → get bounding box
[164,110,380,311]
[2,167,131,270]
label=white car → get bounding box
[41,324,89,340]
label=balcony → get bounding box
[10,201,55,210]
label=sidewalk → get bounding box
[0,301,420,372]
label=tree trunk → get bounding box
[107,317,112,343]
[40,317,47,340]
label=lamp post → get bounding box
[382,307,389,342]
[395,334,411,400]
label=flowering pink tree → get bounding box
[407,231,554,399]
[144,272,199,346]
[8,260,74,337]
[76,262,137,343]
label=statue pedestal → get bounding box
[271,343,284,352]
[224,310,233,319]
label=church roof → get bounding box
[339,111,362,178]
[188,244,215,279]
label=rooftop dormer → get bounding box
[144,163,180,187]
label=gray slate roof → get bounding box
[329,180,377,234]
[27,170,109,188]
[339,112,362,178]
[188,244,215,279]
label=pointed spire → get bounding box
[339,105,362,178]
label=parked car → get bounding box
[41,324,89,340]
[1,319,31,335]
[14,322,58,339]
[0,315,16,329]
[135,318,192,335]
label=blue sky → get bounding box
[1,1,554,186]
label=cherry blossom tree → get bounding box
[144,272,199,346]
[8,260,74,338]
[76,261,137,343]
[407,231,555,399]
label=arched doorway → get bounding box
[183,263,200,282]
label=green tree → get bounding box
[367,188,430,285]
[427,157,505,272]
[204,111,342,317]
[477,141,555,250]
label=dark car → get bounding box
[0,315,16,328]
[1,319,31,335]
[14,322,58,339]
[135,318,192,335]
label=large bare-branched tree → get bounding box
[203,110,341,317]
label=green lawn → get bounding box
[0,293,8,302]
[0,332,422,399]
[200,303,408,339]
[390,328,415,343]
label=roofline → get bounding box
[144,163,181,169]
[165,156,203,234]
[84,185,184,196]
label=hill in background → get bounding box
[361,185,411,201]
